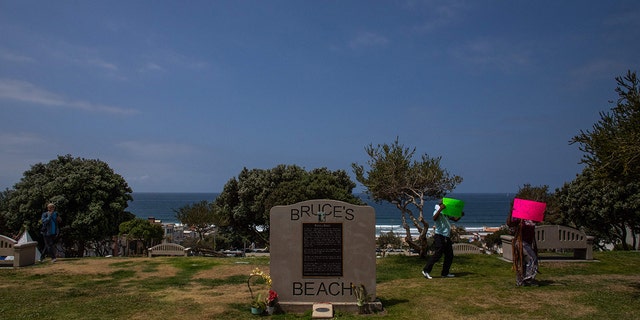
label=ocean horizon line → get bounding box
[128,192,513,231]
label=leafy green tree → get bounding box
[377,231,403,250]
[352,138,463,256]
[119,218,164,251]
[214,165,362,248]
[0,189,13,236]
[175,200,229,251]
[557,70,640,250]
[510,184,554,223]
[514,184,551,203]
[554,169,640,250]
[571,70,640,183]
[0,155,133,257]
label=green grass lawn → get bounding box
[0,251,638,319]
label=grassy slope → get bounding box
[0,252,638,319]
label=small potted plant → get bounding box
[251,292,267,315]
[248,268,272,315]
[266,289,278,315]
[351,283,370,314]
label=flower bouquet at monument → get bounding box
[248,268,273,315]
[250,293,267,315]
[266,289,278,314]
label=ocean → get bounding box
[127,192,514,235]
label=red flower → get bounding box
[267,289,278,306]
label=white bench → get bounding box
[148,243,189,257]
[0,234,38,267]
[501,225,594,260]
[452,243,483,255]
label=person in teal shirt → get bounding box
[422,200,463,279]
[40,203,59,262]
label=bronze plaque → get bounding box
[302,223,343,277]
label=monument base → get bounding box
[277,300,384,315]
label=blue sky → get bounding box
[1,1,638,193]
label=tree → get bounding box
[560,70,640,250]
[511,183,558,224]
[514,184,551,203]
[352,138,463,256]
[377,231,403,250]
[512,184,553,222]
[554,169,640,250]
[214,165,362,248]
[119,218,164,255]
[571,70,640,183]
[0,155,133,257]
[175,200,229,251]
[0,189,14,237]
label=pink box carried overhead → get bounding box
[512,198,546,222]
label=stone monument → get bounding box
[270,199,381,314]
